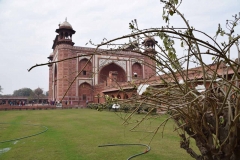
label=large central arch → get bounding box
[99,63,126,84]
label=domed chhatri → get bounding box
[142,36,158,49]
[59,18,73,29]
[52,18,76,49]
[55,18,75,34]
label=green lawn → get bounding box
[0,109,196,160]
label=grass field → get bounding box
[0,109,196,160]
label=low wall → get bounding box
[0,105,85,111]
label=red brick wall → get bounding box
[56,47,77,103]
[143,50,156,78]
[48,44,159,105]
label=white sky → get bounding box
[0,0,239,95]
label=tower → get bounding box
[52,18,76,50]
[142,37,158,78]
[48,18,77,103]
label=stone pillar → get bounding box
[48,64,53,101]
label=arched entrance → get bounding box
[78,82,92,106]
[99,63,126,84]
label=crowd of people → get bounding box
[0,100,77,106]
[0,100,48,106]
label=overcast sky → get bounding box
[0,0,239,95]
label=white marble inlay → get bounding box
[99,59,126,71]
[131,58,143,64]
[79,79,92,86]
[78,54,92,62]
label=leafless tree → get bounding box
[96,0,240,159]
[28,0,240,159]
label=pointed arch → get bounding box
[99,63,126,84]
[78,58,92,77]
[132,62,143,79]
[78,82,92,102]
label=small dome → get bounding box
[59,18,73,29]
[142,36,158,45]
[143,37,156,42]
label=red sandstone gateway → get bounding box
[47,19,157,107]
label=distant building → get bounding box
[0,96,48,105]
[47,19,157,106]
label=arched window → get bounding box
[78,59,92,78]
[65,32,69,39]
[132,62,142,79]
[60,33,63,39]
